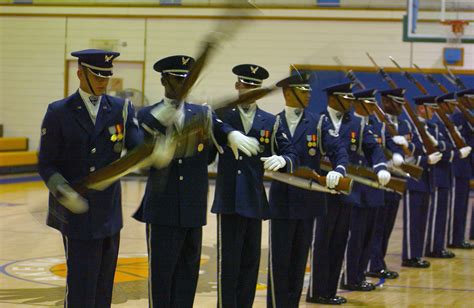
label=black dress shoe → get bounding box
[402,258,430,268]
[448,241,474,249]
[307,295,344,305]
[426,250,456,258]
[340,281,375,291]
[366,269,399,279]
[335,295,347,304]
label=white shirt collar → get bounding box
[78,88,102,123]
[238,103,257,134]
[285,106,303,121]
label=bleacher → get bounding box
[0,125,38,174]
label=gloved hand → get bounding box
[427,151,442,165]
[56,184,89,214]
[459,146,472,159]
[392,153,404,167]
[392,135,408,147]
[425,130,439,147]
[326,171,343,189]
[260,155,286,171]
[151,103,179,127]
[228,131,259,159]
[377,170,391,186]
[149,133,177,169]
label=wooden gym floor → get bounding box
[0,175,473,307]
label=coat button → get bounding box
[179,176,184,180]
[239,156,243,160]
[91,148,96,154]
[178,159,183,164]
[237,170,241,175]
[89,166,96,172]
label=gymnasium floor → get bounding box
[0,175,473,307]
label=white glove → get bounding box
[459,146,472,159]
[56,184,89,214]
[151,103,179,127]
[326,171,343,189]
[392,135,408,147]
[427,151,443,165]
[228,131,259,159]
[425,130,439,147]
[260,155,286,171]
[149,133,177,169]
[377,170,391,186]
[392,153,404,167]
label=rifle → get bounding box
[366,53,438,155]
[292,167,353,194]
[390,57,467,149]
[441,65,474,126]
[333,57,423,180]
[320,160,406,194]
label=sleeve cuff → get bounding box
[373,162,388,173]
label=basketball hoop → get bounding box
[441,20,469,36]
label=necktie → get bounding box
[90,96,99,106]
[242,106,250,113]
[336,112,342,120]
[294,109,302,116]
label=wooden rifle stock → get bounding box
[456,101,474,126]
[372,105,412,156]
[320,160,406,194]
[434,108,468,148]
[366,55,438,154]
[292,167,353,194]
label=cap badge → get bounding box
[250,66,259,74]
[104,54,113,62]
[182,57,190,65]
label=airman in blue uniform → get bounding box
[38,49,143,308]
[368,88,415,279]
[306,83,390,305]
[132,55,256,308]
[212,64,298,308]
[401,95,443,268]
[435,92,473,250]
[339,89,394,292]
[266,74,348,308]
[423,94,462,259]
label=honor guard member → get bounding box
[38,49,143,308]
[368,88,414,279]
[267,74,348,308]
[401,96,443,268]
[306,83,390,305]
[436,92,473,249]
[212,64,298,308]
[423,94,461,259]
[133,55,258,308]
[339,89,395,292]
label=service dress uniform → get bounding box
[38,49,143,308]
[212,64,298,308]
[402,95,439,267]
[424,95,457,258]
[447,90,474,249]
[132,55,234,308]
[267,75,348,308]
[307,84,388,304]
[369,88,415,277]
[341,89,397,291]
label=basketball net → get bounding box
[441,20,469,44]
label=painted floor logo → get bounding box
[0,246,273,305]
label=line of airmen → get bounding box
[38,49,473,307]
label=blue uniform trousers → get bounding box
[217,214,261,308]
[425,187,450,254]
[471,204,474,240]
[402,191,430,260]
[307,195,352,300]
[267,218,313,308]
[146,224,201,308]
[369,194,401,272]
[342,207,379,285]
[448,177,470,246]
[62,232,120,308]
